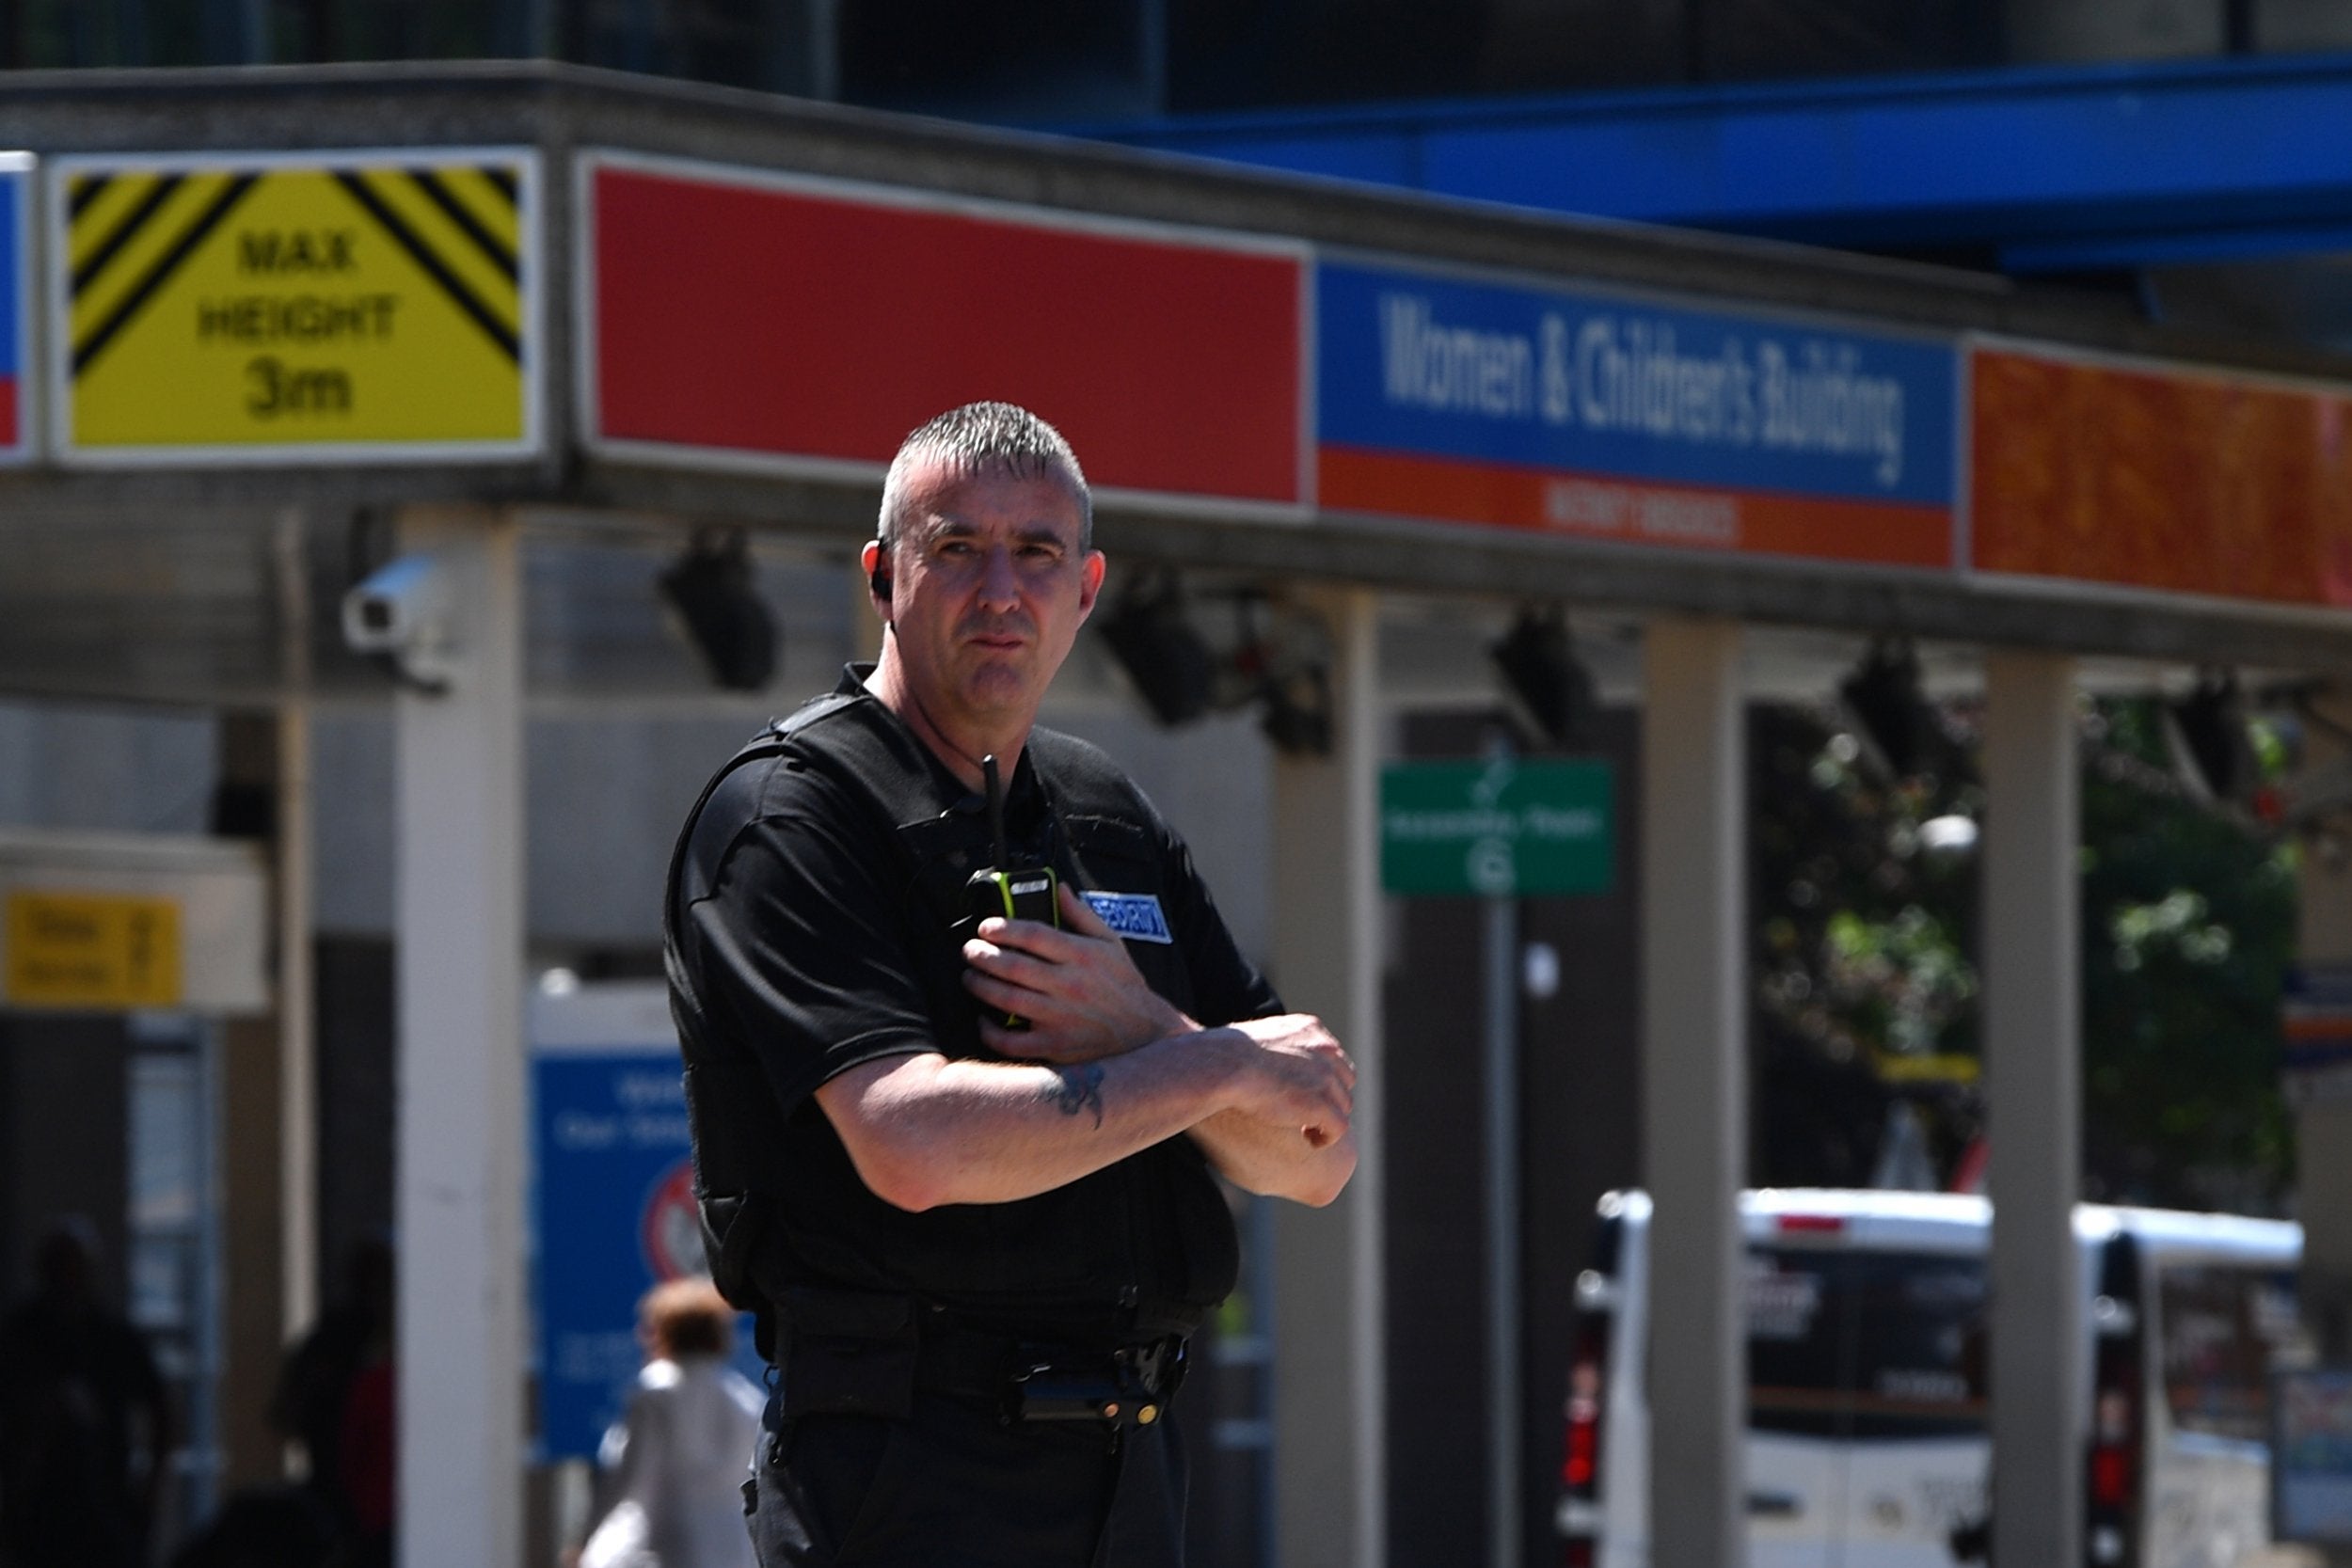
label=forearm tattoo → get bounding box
[1045,1064,1106,1129]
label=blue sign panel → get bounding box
[0,154,29,462]
[1316,258,1959,566]
[532,987,763,1460]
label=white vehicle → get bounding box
[1554,1188,2307,1568]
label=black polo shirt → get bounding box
[669,667,1280,1342]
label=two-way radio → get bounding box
[965,753,1059,1028]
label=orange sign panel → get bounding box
[1972,348,2352,607]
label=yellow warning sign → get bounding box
[57,149,536,458]
[5,889,183,1009]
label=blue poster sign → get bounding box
[2275,1368,2352,1543]
[0,154,29,463]
[1315,258,1958,566]
[532,984,763,1461]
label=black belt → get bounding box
[917,1323,1189,1429]
[766,1286,1191,1431]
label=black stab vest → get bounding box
[665,688,1242,1348]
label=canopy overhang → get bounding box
[0,60,2345,715]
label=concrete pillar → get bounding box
[2292,688,2352,1568]
[1640,615,1747,1568]
[1270,586,1384,1568]
[390,506,526,1568]
[2294,689,2352,1347]
[1981,650,2084,1568]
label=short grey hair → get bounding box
[876,402,1092,555]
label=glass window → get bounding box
[126,1013,223,1535]
[2158,1265,2306,1444]
[1747,1247,1988,1440]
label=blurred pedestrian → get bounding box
[0,1218,178,1568]
[270,1236,394,1544]
[578,1277,763,1568]
[334,1332,395,1568]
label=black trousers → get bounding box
[746,1388,1188,1568]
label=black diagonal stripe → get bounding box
[333,170,518,363]
[67,173,112,220]
[72,173,258,375]
[481,165,517,203]
[406,167,515,279]
[72,172,184,293]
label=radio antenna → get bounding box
[982,754,1009,867]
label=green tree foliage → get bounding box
[2078,701,2296,1210]
[1749,703,1979,1188]
[1747,695,2296,1212]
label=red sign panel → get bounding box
[588,157,1305,507]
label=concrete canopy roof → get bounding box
[1,59,2349,712]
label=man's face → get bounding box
[872,459,1104,736]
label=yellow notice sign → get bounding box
[5,889,183,1009]
[56,149,536,460]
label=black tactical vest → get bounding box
[665,681,1245,1350]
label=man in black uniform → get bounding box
[666,402,1358,1568]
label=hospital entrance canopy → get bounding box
[0,61,2345,702]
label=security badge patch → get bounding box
[1080,891,1173,944]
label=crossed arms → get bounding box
[815,884,1358,1212]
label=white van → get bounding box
[1553,1189,2307,1568]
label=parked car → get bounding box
[1555,1188,2307,1568]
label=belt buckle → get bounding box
[1004,1353,1115,1426]
[1004,1340,1183,1430]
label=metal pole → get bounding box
[1136,0,1167,117]
[1485,883,1522,1568]
[272,509,317,1342]
[805,0,840,101]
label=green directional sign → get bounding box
[1380,757,1614,897]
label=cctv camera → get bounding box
[342,554,457,690]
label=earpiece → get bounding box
[868,566,890,599]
